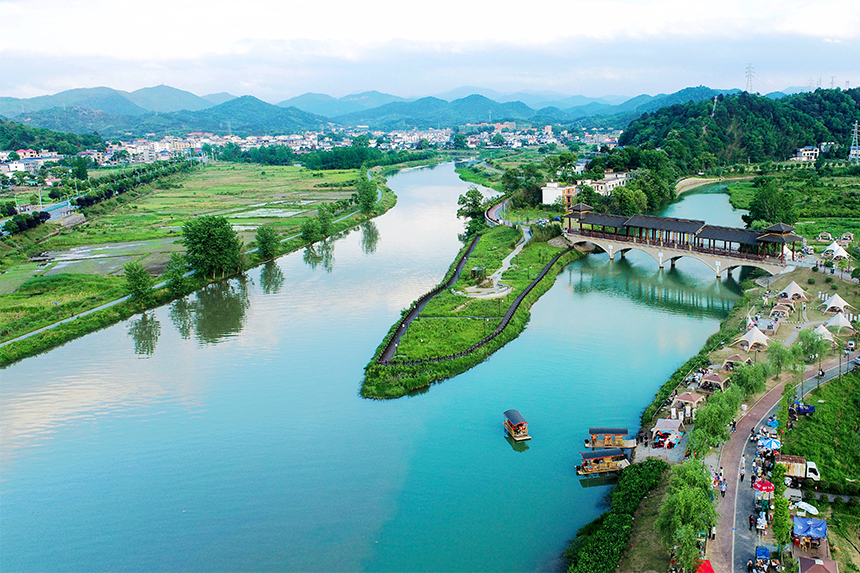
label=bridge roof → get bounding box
[698,225,763,246]
[623,214,706,234]
[580,213,629,228]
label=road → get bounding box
[708,350,859,572]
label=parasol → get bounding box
[759,438,781,450]
[754,480,775,493]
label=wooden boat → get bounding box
[576,448,630,476]
[503,409,531,442]
[584,426,636,449]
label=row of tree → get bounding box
[73,160,197,208]
[2,210,51,235]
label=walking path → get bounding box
[708,350,859,572]
[454,226,530,299]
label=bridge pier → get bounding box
[714,260,721,279]
[658,252,664,269]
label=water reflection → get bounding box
[303,240,335,273]
[168,277,250,344]
[505,436,530,453]
[127,312,161,357]
[360,221,380,254]
[259,261,285,295]
[567,255,740,318]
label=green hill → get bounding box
[0,119,105,153]
[618,88,860,167]
[126,85,214,112]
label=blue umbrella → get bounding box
[759,438,781,449]
[767,419,779,428]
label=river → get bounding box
[0,166,746,572]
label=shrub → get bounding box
[808,278,816,284]
[825,276,833,283]
[812,266,818,272]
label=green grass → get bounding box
[0,273,128,342]
[782,372,860,490]
[395,317,502,360]
[724,180,757,209]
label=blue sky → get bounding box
[2,0,858,100]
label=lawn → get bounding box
[781,371,860,488]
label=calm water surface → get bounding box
[1,170,743,571]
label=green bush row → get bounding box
[564,459,668,573]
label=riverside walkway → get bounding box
[708,351,859,572]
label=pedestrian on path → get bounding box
[720,480,727,498]
[749,514,755,531]
[740,465,746,482]
[751,474,756,489]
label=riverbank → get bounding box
[0,169,399,368]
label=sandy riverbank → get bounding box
[674,177,723,196]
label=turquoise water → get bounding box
[1,169,742,571]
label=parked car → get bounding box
[846,341,856,351]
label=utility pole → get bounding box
[745,64,755,93]
[830,76,836,89]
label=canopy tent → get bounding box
[798,557,839,573]
[796,502,820,515]
[779,281,809,301]
[770,304,792,318]
[733,326,770,351]
[820,293,855,314]
[826,312,855,334]
[824,243,851,260]
[695,560,715,573]
[756,546,770,560]
[758,438,781,450]
[823,241,841,254]
[722,354,752,371]
[813,324,836,343]
[651,417,684,440]
[672,392,705,408]
[777,298,797,310]
[794,517,828,539]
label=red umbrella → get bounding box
[696,560,715,573]
[754,480,775,493]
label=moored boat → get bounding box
[575,448,629,476]
[584,426,636,449]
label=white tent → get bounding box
[825,312,855,333]
[813,324,836,343]
[829,245,850,260]
[733,325,770,351]
[820,293,855,314]
[823,241,841,254]
[779,281,808,301]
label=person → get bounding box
[731,419,737,432]
[748,514,755,531]
[751,474,756,489]
[710,525,716,540]
[720,480,727,498]
[747,559,754,572]
[750,427,756,441]
[740,465,746,482]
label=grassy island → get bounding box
[362,223,581,398]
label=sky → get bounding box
[2,0,859,101]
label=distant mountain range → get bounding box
[12,96,328,138]
[1,83,812,137]
[0,85,238,118]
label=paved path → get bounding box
[709,350,859,572]
[455,226,530,299]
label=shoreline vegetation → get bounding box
[0,164,404,368]
[361,219,582,398]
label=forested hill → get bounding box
[618,88,860,169]
[0,120,105,154]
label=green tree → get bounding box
[355,176,377,214]
[768,341,793,378]
[124,260,152,303]
[163,252,190,296]
[452,134,468,149]
[128,312,161,356]
[182,215,243,279]
[351,135,370,148]
[7,151,20,161]
[71,157,88,180]
[742,179,796,226]
[673,524,701,571]
[255,224,279,261]
[491,133,505,146]
[657,466,716,544]
[457,187,486,237]
[317,204,333,236]
[301,218,323,243]
[609,186,648,216]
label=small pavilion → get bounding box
[820,293,854,314]
[779,281,809,301]
[825,312,855,334]
[721,354,751,372]
[734,325,770,352]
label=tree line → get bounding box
[211,140,436,170]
